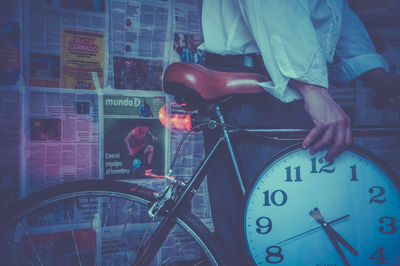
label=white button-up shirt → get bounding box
[201,0,389,102]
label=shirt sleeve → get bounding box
[236,0,329,103]
[329,0,389,82]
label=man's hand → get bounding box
[290,80,352,162]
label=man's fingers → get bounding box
[303,126,324,149]
[325,124,346,161]
[310,125,335,155]
[325,118,352,161]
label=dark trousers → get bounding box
[202,58,313,265]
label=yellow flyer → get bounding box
[61,29,104,89]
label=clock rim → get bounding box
[240,143,400,265]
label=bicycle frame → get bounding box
[133,100,400,265]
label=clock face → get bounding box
[243,144,400,265]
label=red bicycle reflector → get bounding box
[158,104,192,131]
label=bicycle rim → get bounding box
[0,180,219,266]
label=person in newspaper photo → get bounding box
[139,98,154,118]
[125,125,158,177]
[200,0,400,265]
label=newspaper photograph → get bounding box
[61,29,105,89]
[113,56,163,91]
[172,32,203,64]
[104,118,165,180]
[30,118,61,141]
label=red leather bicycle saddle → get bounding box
[163,62,270,102]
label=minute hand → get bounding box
[310,208,358,266]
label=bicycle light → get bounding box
[158,104,192,131]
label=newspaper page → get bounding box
[0,88,21,209]
[0,14,21,208]
[26,87,99,193]
[23,0,106,88]
[0,19,21,86]
[61,29,105,89]
[169,0,203,64]
[108,0,170,90]
[103,93,166,180]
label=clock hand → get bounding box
[323,225,350,266]
[310,208,358,266]
[276,214,350,245]
[325,222,358,256]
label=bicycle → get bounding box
[1,62,399,266]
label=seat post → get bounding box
[215,105,246,194]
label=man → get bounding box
[139,98,153,117]
[200,0,399,265]
[125,126,157,171]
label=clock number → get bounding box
[263,190,288,206]
[369,246,388,264]
[310,157,335,174]
[285,166,302,182]
[256,217,272,234]
[265,246,283,264]
[379,216,397,234]
[350,165,358,181]
[369,186,386,204]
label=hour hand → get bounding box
[309,208,357,266]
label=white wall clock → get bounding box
[243,144,400,265]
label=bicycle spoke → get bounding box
[161,244,188,265]
[194,259,207,266]
[101,197,113,236]
[6,240,35,265]
[85,196,100,266]
[43,215,62,266]
[122,201,135,235]
[22,221,43,266]
[93,197,100,266]
[66,209,82,266]
[136,223,151,255]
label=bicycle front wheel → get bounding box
[0,180,219,266]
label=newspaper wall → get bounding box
[25,88,100,193]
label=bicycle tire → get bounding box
[0,180,220,266]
